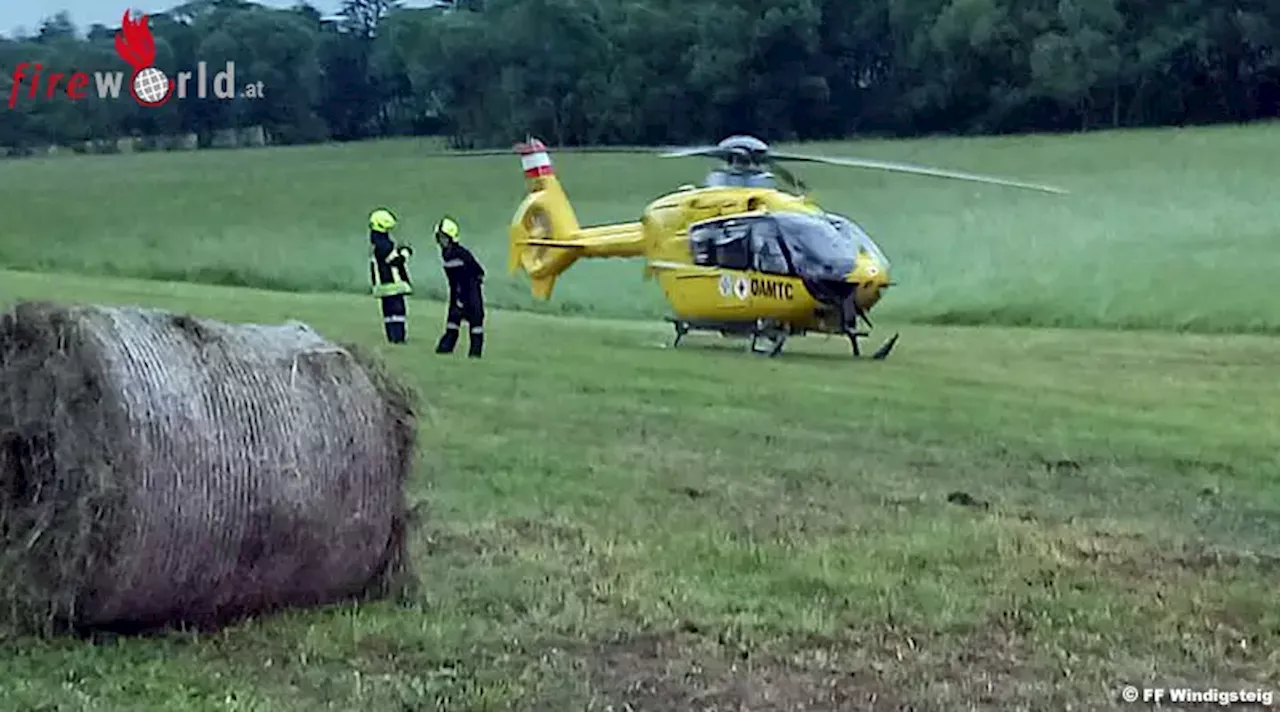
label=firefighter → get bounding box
[433,216,486,357]
[368,208,413,344]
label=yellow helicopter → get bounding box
[506,135,1066,358]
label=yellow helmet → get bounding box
[369,208,397,233]
[435,217,459,240]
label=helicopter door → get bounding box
[684,220,749,316]
[749,218,792,276]
[716,221,752,270]
[742,216,807,318]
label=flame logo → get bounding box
[114,9,171,107]
[114,10,154,70]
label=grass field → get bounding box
[2,123,1279,711]
[2,121,1279,332]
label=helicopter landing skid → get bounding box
[842,326,900,360]
[749,329,787,357]
[669,319,690,348]
[667,318,897,359]
[666,318,788,357]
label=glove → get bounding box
[401,245,413,256]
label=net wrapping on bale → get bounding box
[0,301,417,634]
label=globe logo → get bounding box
[132,67,169,105]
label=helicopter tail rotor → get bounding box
[507,137,648,300]
[508,139,584,298]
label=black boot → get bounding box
[385,319,406,344]
[467,330,483,358]
[436,326,458,354]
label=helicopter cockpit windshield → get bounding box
[827,214,890,270]
[768,211,888,281]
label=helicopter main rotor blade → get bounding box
[424,142,681,158]
[428,148,511,157]
[659,145,727,158]
[768,152,1068,194]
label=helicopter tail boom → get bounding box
[518,223,645,255]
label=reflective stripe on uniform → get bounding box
[445,322,459,330]
[384,315,406,323]
[372,282,411,297]
[470,326,484,334]
[442,259,464,268]
[371,255,412,297]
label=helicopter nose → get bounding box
[846,253,888,287]
[845,255,890,312]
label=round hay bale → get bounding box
[0,301,418,634]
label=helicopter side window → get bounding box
[689,223,719,266]
[715,222,751,270]
[750,219,791,275]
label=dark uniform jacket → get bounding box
[370,231,412,296]
[440,242,484,305]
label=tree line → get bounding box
[1,0,1275,153]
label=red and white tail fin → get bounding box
[515,138,554,183]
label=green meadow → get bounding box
[4,120,1279,332]
[1,123,1278,711]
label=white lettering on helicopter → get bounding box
[751,278,794,300]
